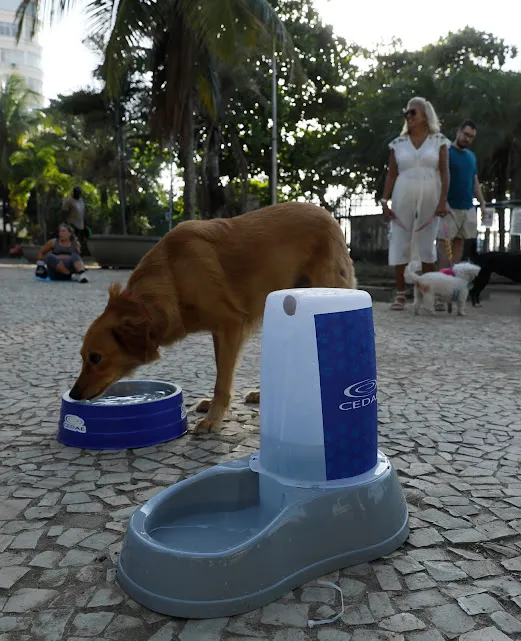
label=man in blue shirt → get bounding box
[437,120,486,267]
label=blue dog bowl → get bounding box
[58,379,188,450]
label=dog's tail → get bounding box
[404,260,422,285]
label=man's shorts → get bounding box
[437,208,477,241]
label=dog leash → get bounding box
[388,211,408,230]
[440,217,462,302]
[388,210,437,233]
[442,218,454,268]
[414,212,438,233]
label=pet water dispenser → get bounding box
[117,288,409,618]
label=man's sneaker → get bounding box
[72,273,89,284]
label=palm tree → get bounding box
[196,51,268,218]
[145,1,292,219]
[0,75,39,250]
[18,0,294,220]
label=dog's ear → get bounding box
[112,316,159,364]
[108,283,123,299]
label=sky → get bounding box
[39,0,521,104]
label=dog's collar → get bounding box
[122,289,152,323]
[440,267,455,277]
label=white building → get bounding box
[0,0,43,106]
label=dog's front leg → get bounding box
[414,287,421,316]
[470,269,489,307]
[424,291,436,316]
[457,290,468,316]
[195,333,220,414]
[194,325,245,434]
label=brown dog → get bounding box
[69,202,356,433]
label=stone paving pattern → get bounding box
[1,263,521,641]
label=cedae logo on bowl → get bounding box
[63,414,87,433]
[180,403,187,420]
[339,378,377,411]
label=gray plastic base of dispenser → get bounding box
[117,451,409,619]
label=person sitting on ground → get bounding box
[36,224,88,283]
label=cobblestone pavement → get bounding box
[1,263,521,641]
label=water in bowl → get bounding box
[150,505,272,553]
[88,389,171,406]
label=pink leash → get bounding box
[414,213,437,232]
[389,211,408,230]
[389,211,437,233]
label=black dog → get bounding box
[469,246,521,306]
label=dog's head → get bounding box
[452,262,481,283]
[69,284,160,401]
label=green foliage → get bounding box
[11,1,521,236]
[0,75,41,249]
[216,0,359,209]
[9,137,75,242]
[323,27,521,204]
[45,78,169,234]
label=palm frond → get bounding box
[88,0,159,96]
[197,62,219,120]
[175,0,295,64]
[16,0,78,39]
[149,8,199,142]
[242,0,293,56]
[179,0,238,60]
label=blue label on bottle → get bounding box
[314,307,378,480]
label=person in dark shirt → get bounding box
[437,120,486,267]
[62,186,87,250]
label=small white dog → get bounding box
[404,261,481,316]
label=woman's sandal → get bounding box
[390,291,406,311]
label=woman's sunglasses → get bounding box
[403,108,417,118]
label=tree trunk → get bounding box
[5,196,13,249]
[483,228,490,253]
[36,191,46,242]
[318,192,329,210]
[509,148,521,252]
[0,190,13,254]
[496,148,509,252]
[168,136,174,231]
[229,131,249,215]
[509,189,520,252]
[114,101,127,235]
[498,210,506,252]
[182,94,196,221]
[204,125,226,218]
[0,196,6,255]
[99,186,110,233]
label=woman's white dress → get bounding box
[388,133,449,266]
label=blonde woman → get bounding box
[381,97,450,310]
